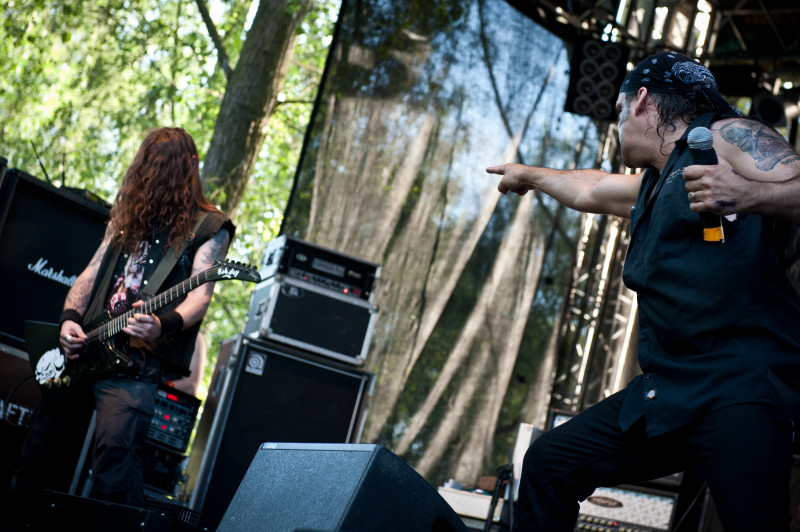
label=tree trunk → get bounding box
[203,0,311,217]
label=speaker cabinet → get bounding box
[243,275,378,366]
[0,346,42,485]
[565,38,630,121]
[189,337,374,531]
[0,168,109,350]
[218,443,468,532]
[751,91,787,127]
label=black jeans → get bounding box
[11,371,158,516]
[513,389,794,531]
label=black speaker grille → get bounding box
[565,38,631,121]
[0,170,108,349]
[194,338,374,531]
[218,443,468,532]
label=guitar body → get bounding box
[25,320,134,407]
[23,260,259,408]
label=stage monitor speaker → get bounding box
[218,442,468,532]
[0,168,109,350]
[32,490,189,532]
[565,37,630,121]
[190,337,374,531]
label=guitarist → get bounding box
[10,127,235,517]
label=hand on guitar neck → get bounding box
[121,300,163,342]
[61,301,165,359]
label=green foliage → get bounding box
[0,0,341,399]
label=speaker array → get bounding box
[565,38,631,121]
[751,91,787,127]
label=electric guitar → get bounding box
[25,259,260,407]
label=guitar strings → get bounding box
[83,265,223,343]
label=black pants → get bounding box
[513,390,794,531]
[11,373,157,517]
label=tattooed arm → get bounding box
[124,227,232,341]
[60,224,115,357]
[684,117,800,224]
[171,227,232,328]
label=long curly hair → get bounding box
[109,127,215,253]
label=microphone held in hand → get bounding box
[687,127,725,244]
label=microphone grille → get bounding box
[687,127,713,150]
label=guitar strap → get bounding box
[83,212,209,321]
[140,212,209,299]
[83,247,121,325]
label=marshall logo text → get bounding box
[28,258,78,287]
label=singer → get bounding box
[487,51,800,531]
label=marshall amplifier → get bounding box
[261,235,381,303]
[0,168,109,350]
[243,274,378,366]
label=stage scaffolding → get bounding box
[531,0,800,416]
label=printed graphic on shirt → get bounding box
[107,242,150,316]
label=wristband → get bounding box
[59,308,83,326]
[158,310,184,337]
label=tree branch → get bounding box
[195,0,232,79]
[274,99,316,107]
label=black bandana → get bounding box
[620,51,741,117]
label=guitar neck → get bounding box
[86,270,209,344]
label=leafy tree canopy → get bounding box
[0,0,340,397]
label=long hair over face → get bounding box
[109,127,215,253]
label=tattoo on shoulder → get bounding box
[719,121,798,171]
[197,229,231,266]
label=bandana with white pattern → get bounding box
[620,51,741,116]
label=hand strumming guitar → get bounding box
[59,321,87,360]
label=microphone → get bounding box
[687,127,724,244]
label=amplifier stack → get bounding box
[243,235,381,366]
[186,236,381,530]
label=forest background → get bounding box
[1,0,336,395]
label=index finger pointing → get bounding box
[486,165,505,175]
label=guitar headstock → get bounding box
[212,260,262,283]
